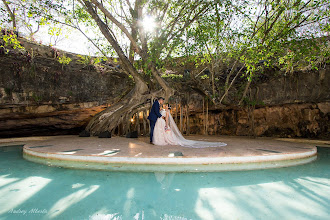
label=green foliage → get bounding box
[93,57,103,65]
[31,93,42,103]
[77,54,93,66]
[161,74,183,79]
[67,91,73,96]
[48,26,62,37]
[187,0,328,84]
[276,38,330,73]
[4,87,12,95]
[1,0,328,107]
[77,54,106,67]
[1,0,64,40]
[1,34,23,49]
[48,25,70,46]
[200,74,209,80]
[320,41,330,64]
[58,55,71,66]
[242,97,265,107]
[0,27,25,53]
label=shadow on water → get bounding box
[0,145,329,220]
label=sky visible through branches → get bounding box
[0,0,328,57]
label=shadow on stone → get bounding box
[79,130,90,137]
[98,131,111,138]
[126,131,138,138]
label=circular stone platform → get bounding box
[23,135,317,172]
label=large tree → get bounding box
[1,0,329,136]
[22,0,212,135]
[81,0,214,135]
[185,0,330,106]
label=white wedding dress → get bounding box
[153,109,227,148]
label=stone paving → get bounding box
[22,135,316,159]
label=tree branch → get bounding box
[82,0,148,94]
[164,2,210,59]
[219,64,245,103]
[90,0,142,56]
[2,0,16,30]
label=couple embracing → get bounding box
[148,97,227,148]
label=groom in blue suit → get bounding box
[148,97,165,144]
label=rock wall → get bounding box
[184,68,330,139]
[0,39,131,105]
[188,102,329,139]
[0,37,329,139]
[0,37,131,137]
[250,68,329,105]
[0,102,108,137]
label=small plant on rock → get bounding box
[58,54,72,70]
[0,27,25,54]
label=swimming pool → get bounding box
[0,145,329,220]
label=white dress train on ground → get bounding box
[153,109,227,148]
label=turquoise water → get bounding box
[0,145,329,220]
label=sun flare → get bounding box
[142,15,156,32]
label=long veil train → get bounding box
[167,112,227,148]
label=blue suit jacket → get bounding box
[148,100,162,121]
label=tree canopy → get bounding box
[1,0,329,135]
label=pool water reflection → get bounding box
[0,145,329,220]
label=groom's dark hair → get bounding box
[158,97,165,101]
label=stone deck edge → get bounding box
[22,152,317,172]
[23,147,317,164]
[22,146,317,172]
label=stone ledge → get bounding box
[22,135,317,172]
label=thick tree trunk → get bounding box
[85,84,164,136]
[86,89,140,135]
[82,1,175,136]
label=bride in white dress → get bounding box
[152,104,227,148]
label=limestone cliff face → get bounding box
[0,37,131,137]
[183,67,330,139]
[0,102,109,137]
[189,102,329,139]
[0,37,329,139]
